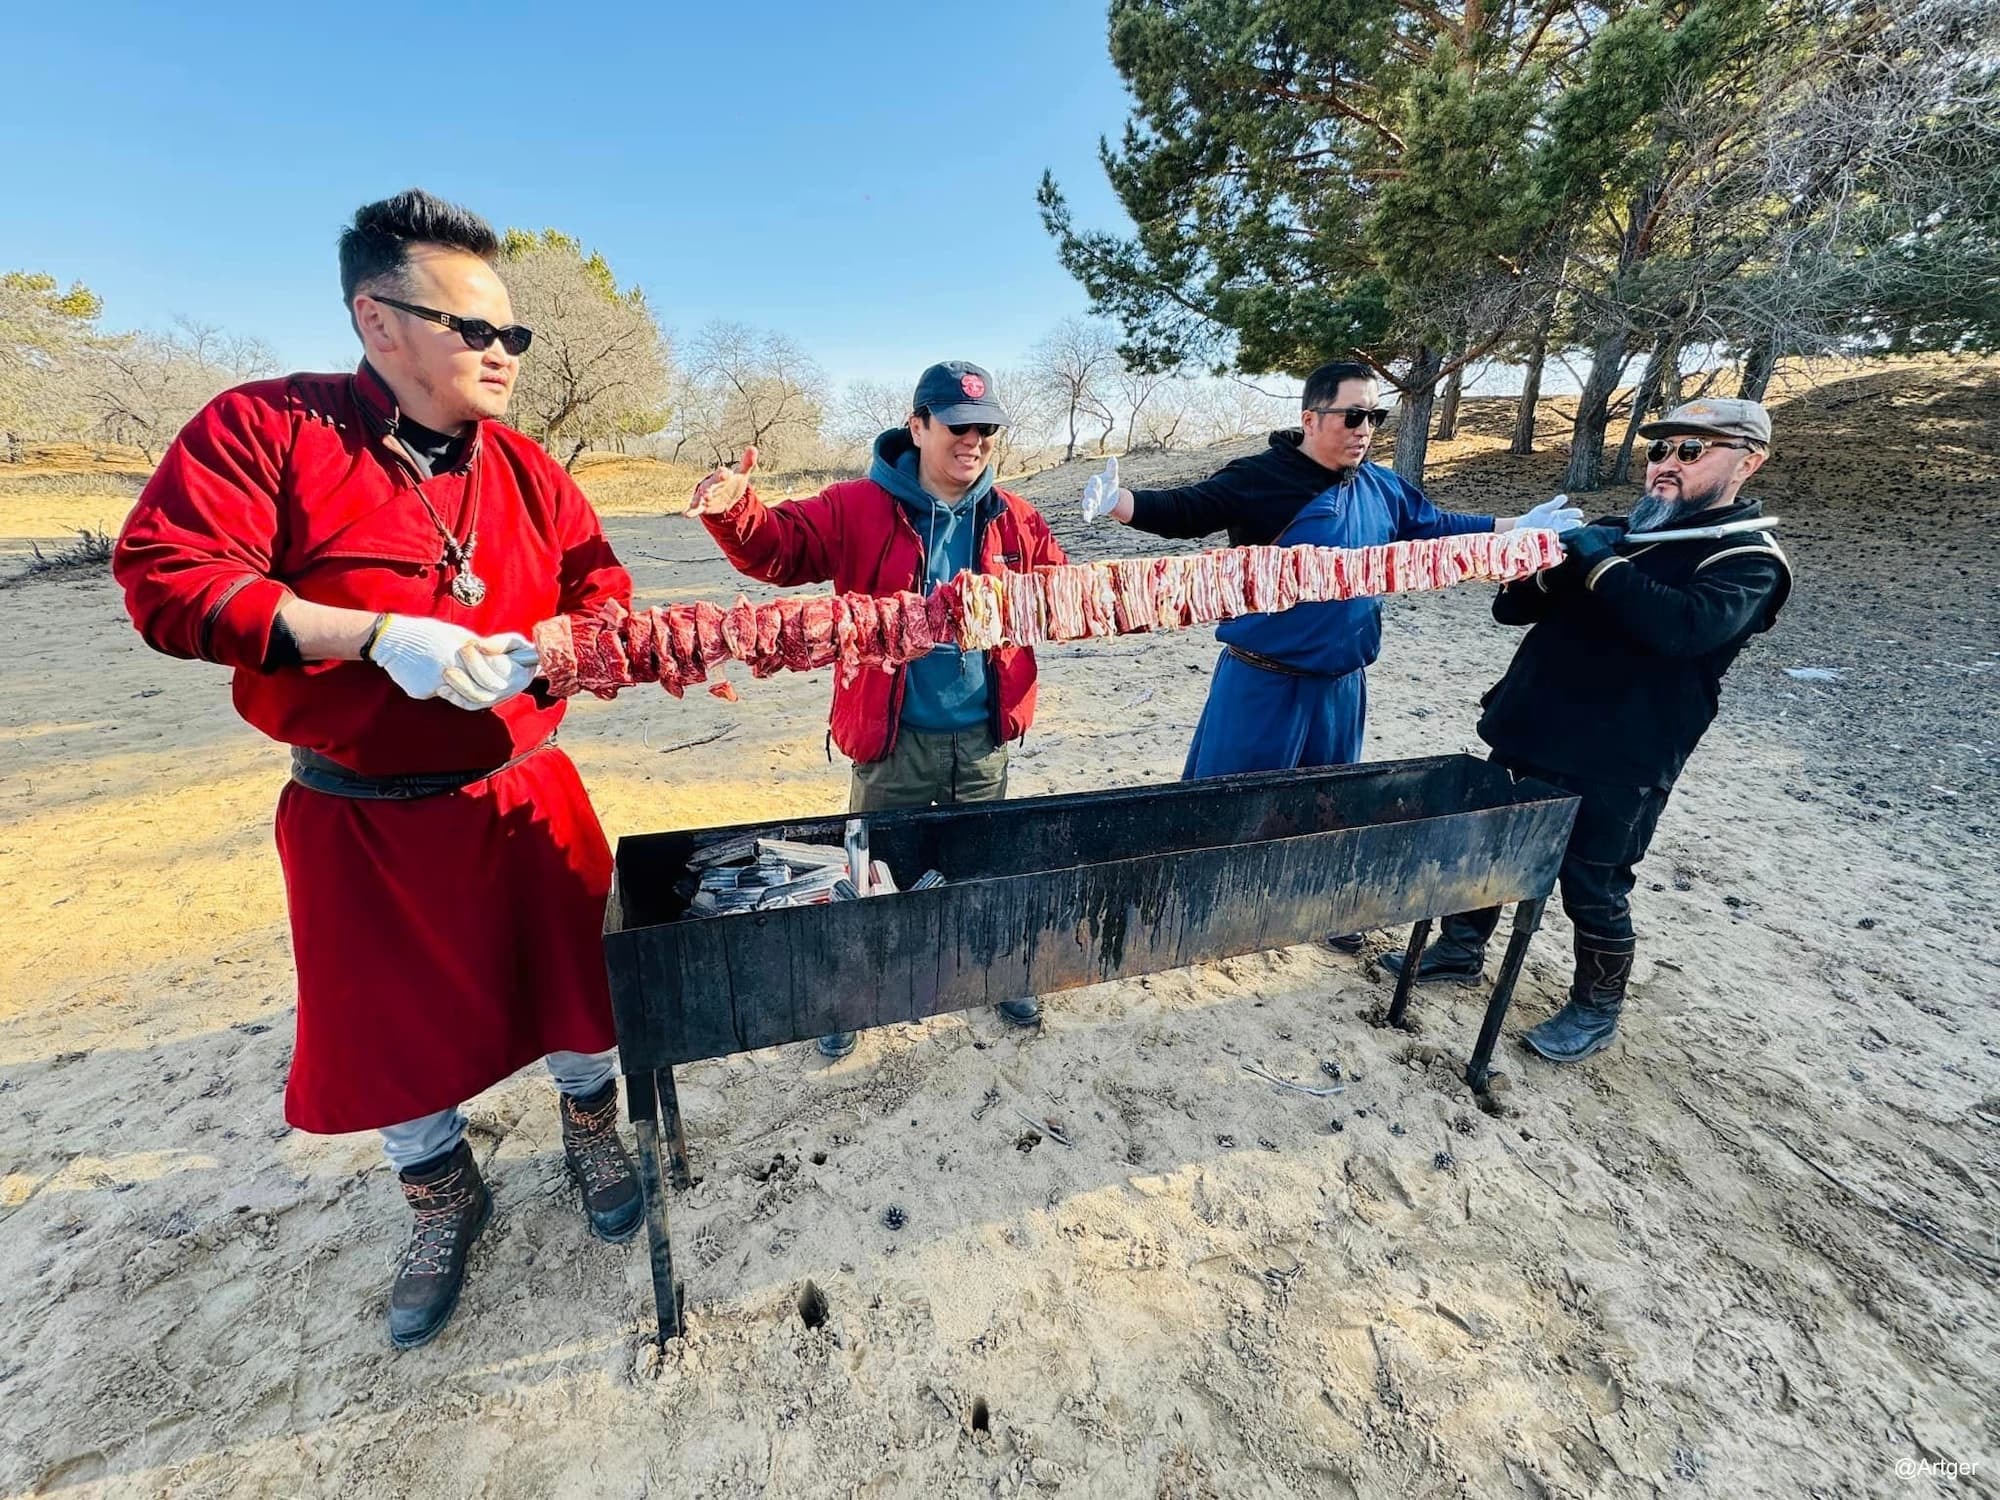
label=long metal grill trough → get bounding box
[605,753,1578,1340]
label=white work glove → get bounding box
[1518,493,1585,535]
[1081,455,1121,523]
[369,617,538,711]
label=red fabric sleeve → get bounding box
[113,387,294,670]
[1015,495,1069,568]
[700,486,845,588]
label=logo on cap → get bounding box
[961,373,986,400]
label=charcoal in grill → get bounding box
[687,834,759,869]
[757,839,849,871]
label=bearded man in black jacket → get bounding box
[1384,398,1793,1063]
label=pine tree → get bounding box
[1039,0,1648,481]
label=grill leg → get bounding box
[627,1069,685,1344]
[1467,897,1547,1092]
[1384,918,1431,1030]
[657,1065,694,1191]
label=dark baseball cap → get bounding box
[913,361,1010,427]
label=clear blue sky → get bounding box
[2,1,1138,391]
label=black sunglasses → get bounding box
[1310,405,1390,429]
[946,421,1000,438]
[373,295,534,356]
[1647,436,1752,465]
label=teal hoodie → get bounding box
[869,427,994,732]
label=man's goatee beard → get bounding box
[1628,480,1723,533]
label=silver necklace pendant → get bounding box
[443,531,484,607]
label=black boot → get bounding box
[389,1141,492,1350]
[1522,938,1631,1063]
[561,1081,645,1243]
[1380,913,1492,983]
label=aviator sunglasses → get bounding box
[1647,436,1753,465]
[373,295,535,356]
[1310,405,1391,429]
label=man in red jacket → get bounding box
[114,190,642,1350]
[691,361,1066,1054]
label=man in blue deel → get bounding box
[1080,359,1582,781]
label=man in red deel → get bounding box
[113,190,643,1349]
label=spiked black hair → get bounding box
[338,189,499,306]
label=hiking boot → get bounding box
[388,1141,492,1350]
[1523,939,1632,1063]
[1381,912,1496,983]
[996,998,1043,1027]
[817,1031,858,1059]
[560,1081,644,1243]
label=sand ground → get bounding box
[1,363,1995,1499]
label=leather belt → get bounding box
[1224,645,1352,681]
[289,737,554,801]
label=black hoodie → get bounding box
[1128,430,1488,546]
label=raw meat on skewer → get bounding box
[1081,563,1120,637]
[664,604,704,685]
[647,609,683,697]
[721,595,757,664]
[533,614,578,698]
[1002,570,1046,646]
[619,609,659,683]
[692,602,727,674]
[876,594,908,665]
[802,595,837,669]
[536,529,1565,699]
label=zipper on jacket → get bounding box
[875,505,924,761]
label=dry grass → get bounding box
[9,527,114,584]
[0,441,154,485]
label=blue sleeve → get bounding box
[1390,474,1494,541]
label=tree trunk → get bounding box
[564,438,590,472]
[1659,335,1686,410]
[1391,344,1444,485]
[1609,335,1670,486]
[1434,364,1465,441]
[1511,242,1568,456]
[1064,400,1080,462]
[1738,332,1778,402]
[1510,330,1550,456]
[1562,330,1631,492]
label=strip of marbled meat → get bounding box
[532,614,577,697]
